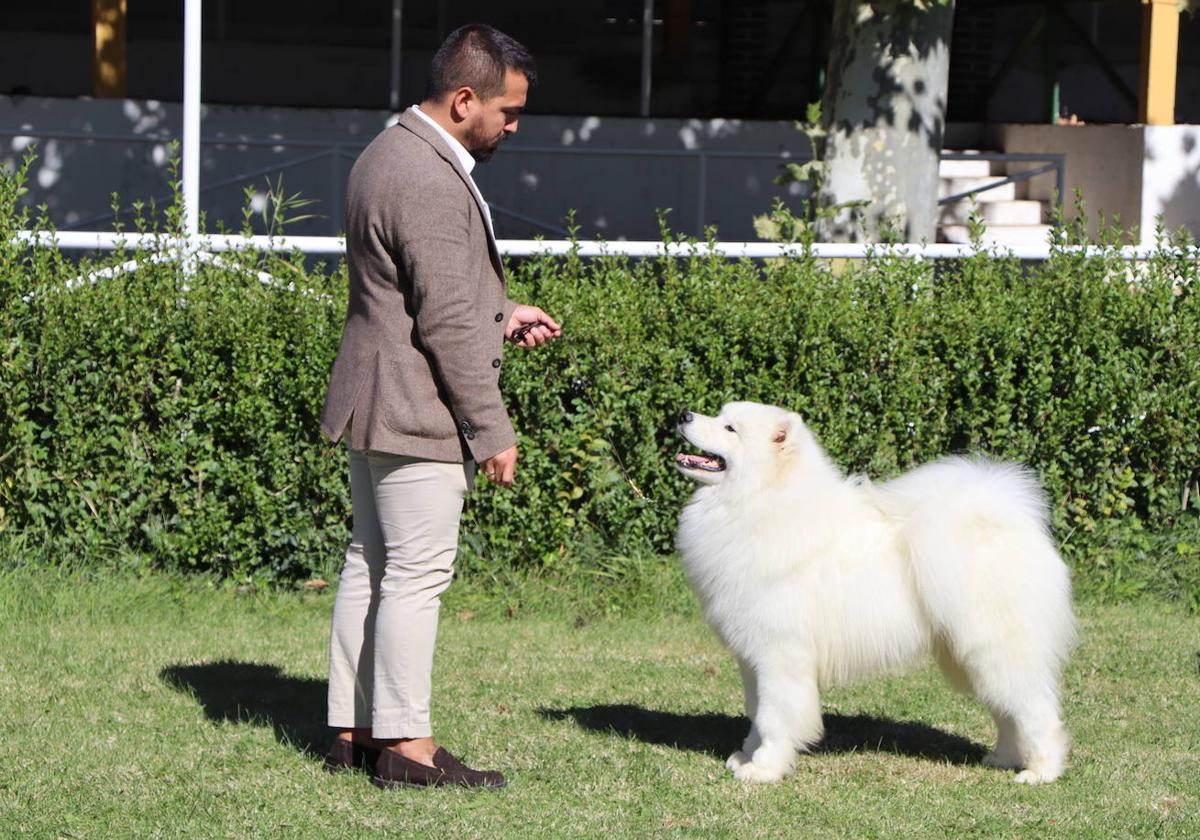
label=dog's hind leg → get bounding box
[730,663,822,784]
[982,711,1023,771]
[726,657,760,771]
[980,694,1068,783]
[1008,696,1069,784]
[934,642,1030,773]
[971,664,1069,784]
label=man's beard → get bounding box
[467,125,503,163]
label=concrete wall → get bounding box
[6,95,1199,246]
[1142,125,1200,242]
[0,94,812,242]
[993,124,1145,236]
[993,123,1200,245]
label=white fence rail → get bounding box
[11,230,1199,261]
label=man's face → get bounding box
[464,68,528,162]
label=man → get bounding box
[319,23,559,790]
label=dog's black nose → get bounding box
[679,409,693,424]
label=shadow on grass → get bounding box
[160,661,327,759]
[538,705,986,765]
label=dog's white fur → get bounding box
[675,401,1076,784]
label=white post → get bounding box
[390,0,403,111]
[640,0,653,117]
[182,0,202,237]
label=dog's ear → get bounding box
[766,413,803,485]
[775,412,812,448]
[774,413,799,447]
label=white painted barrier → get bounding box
[11,229,1198,261]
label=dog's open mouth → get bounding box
[675,452,726,473]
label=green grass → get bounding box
[1,569,1197,839]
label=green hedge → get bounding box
[1,164,1197,605]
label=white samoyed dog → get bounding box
[675,401,1076,785]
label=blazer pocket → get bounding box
[379,345,457,439]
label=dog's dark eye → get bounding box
[724,424,736,433]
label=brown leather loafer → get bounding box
[371,747,506,789]
[323,738,382,774]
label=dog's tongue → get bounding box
[676,453,723,471]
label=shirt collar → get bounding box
[411,104,476,175]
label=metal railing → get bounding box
[489,143,802,237]
[4,125,1069,239]
[1,126,802,238]
[937,152,1066,219]
[0,128,364,234]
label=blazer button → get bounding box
[495,312,504,322]
[466,432,476,440]
[492,358,501,369]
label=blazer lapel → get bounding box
[396,109,505,282]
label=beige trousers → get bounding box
[327,447,473,738]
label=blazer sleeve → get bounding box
[392,186,516,462]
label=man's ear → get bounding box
[450,86,475,120]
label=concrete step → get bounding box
[981,199,1044,225]
[938,176,1017,202]
[939,199,1045,226]
[938,155,996,178]
[939,223,1054,246]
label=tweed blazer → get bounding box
[321,109,518,463]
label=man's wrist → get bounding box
[469,427,518,465]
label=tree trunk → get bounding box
[818,0,955,242]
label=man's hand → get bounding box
[481,445,518,487]
[506,304,562,347]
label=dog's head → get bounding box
[675,401,815,488]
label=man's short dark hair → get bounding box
[425,24,537,102]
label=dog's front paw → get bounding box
[731,761,785,784]
[725,750,750,771]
